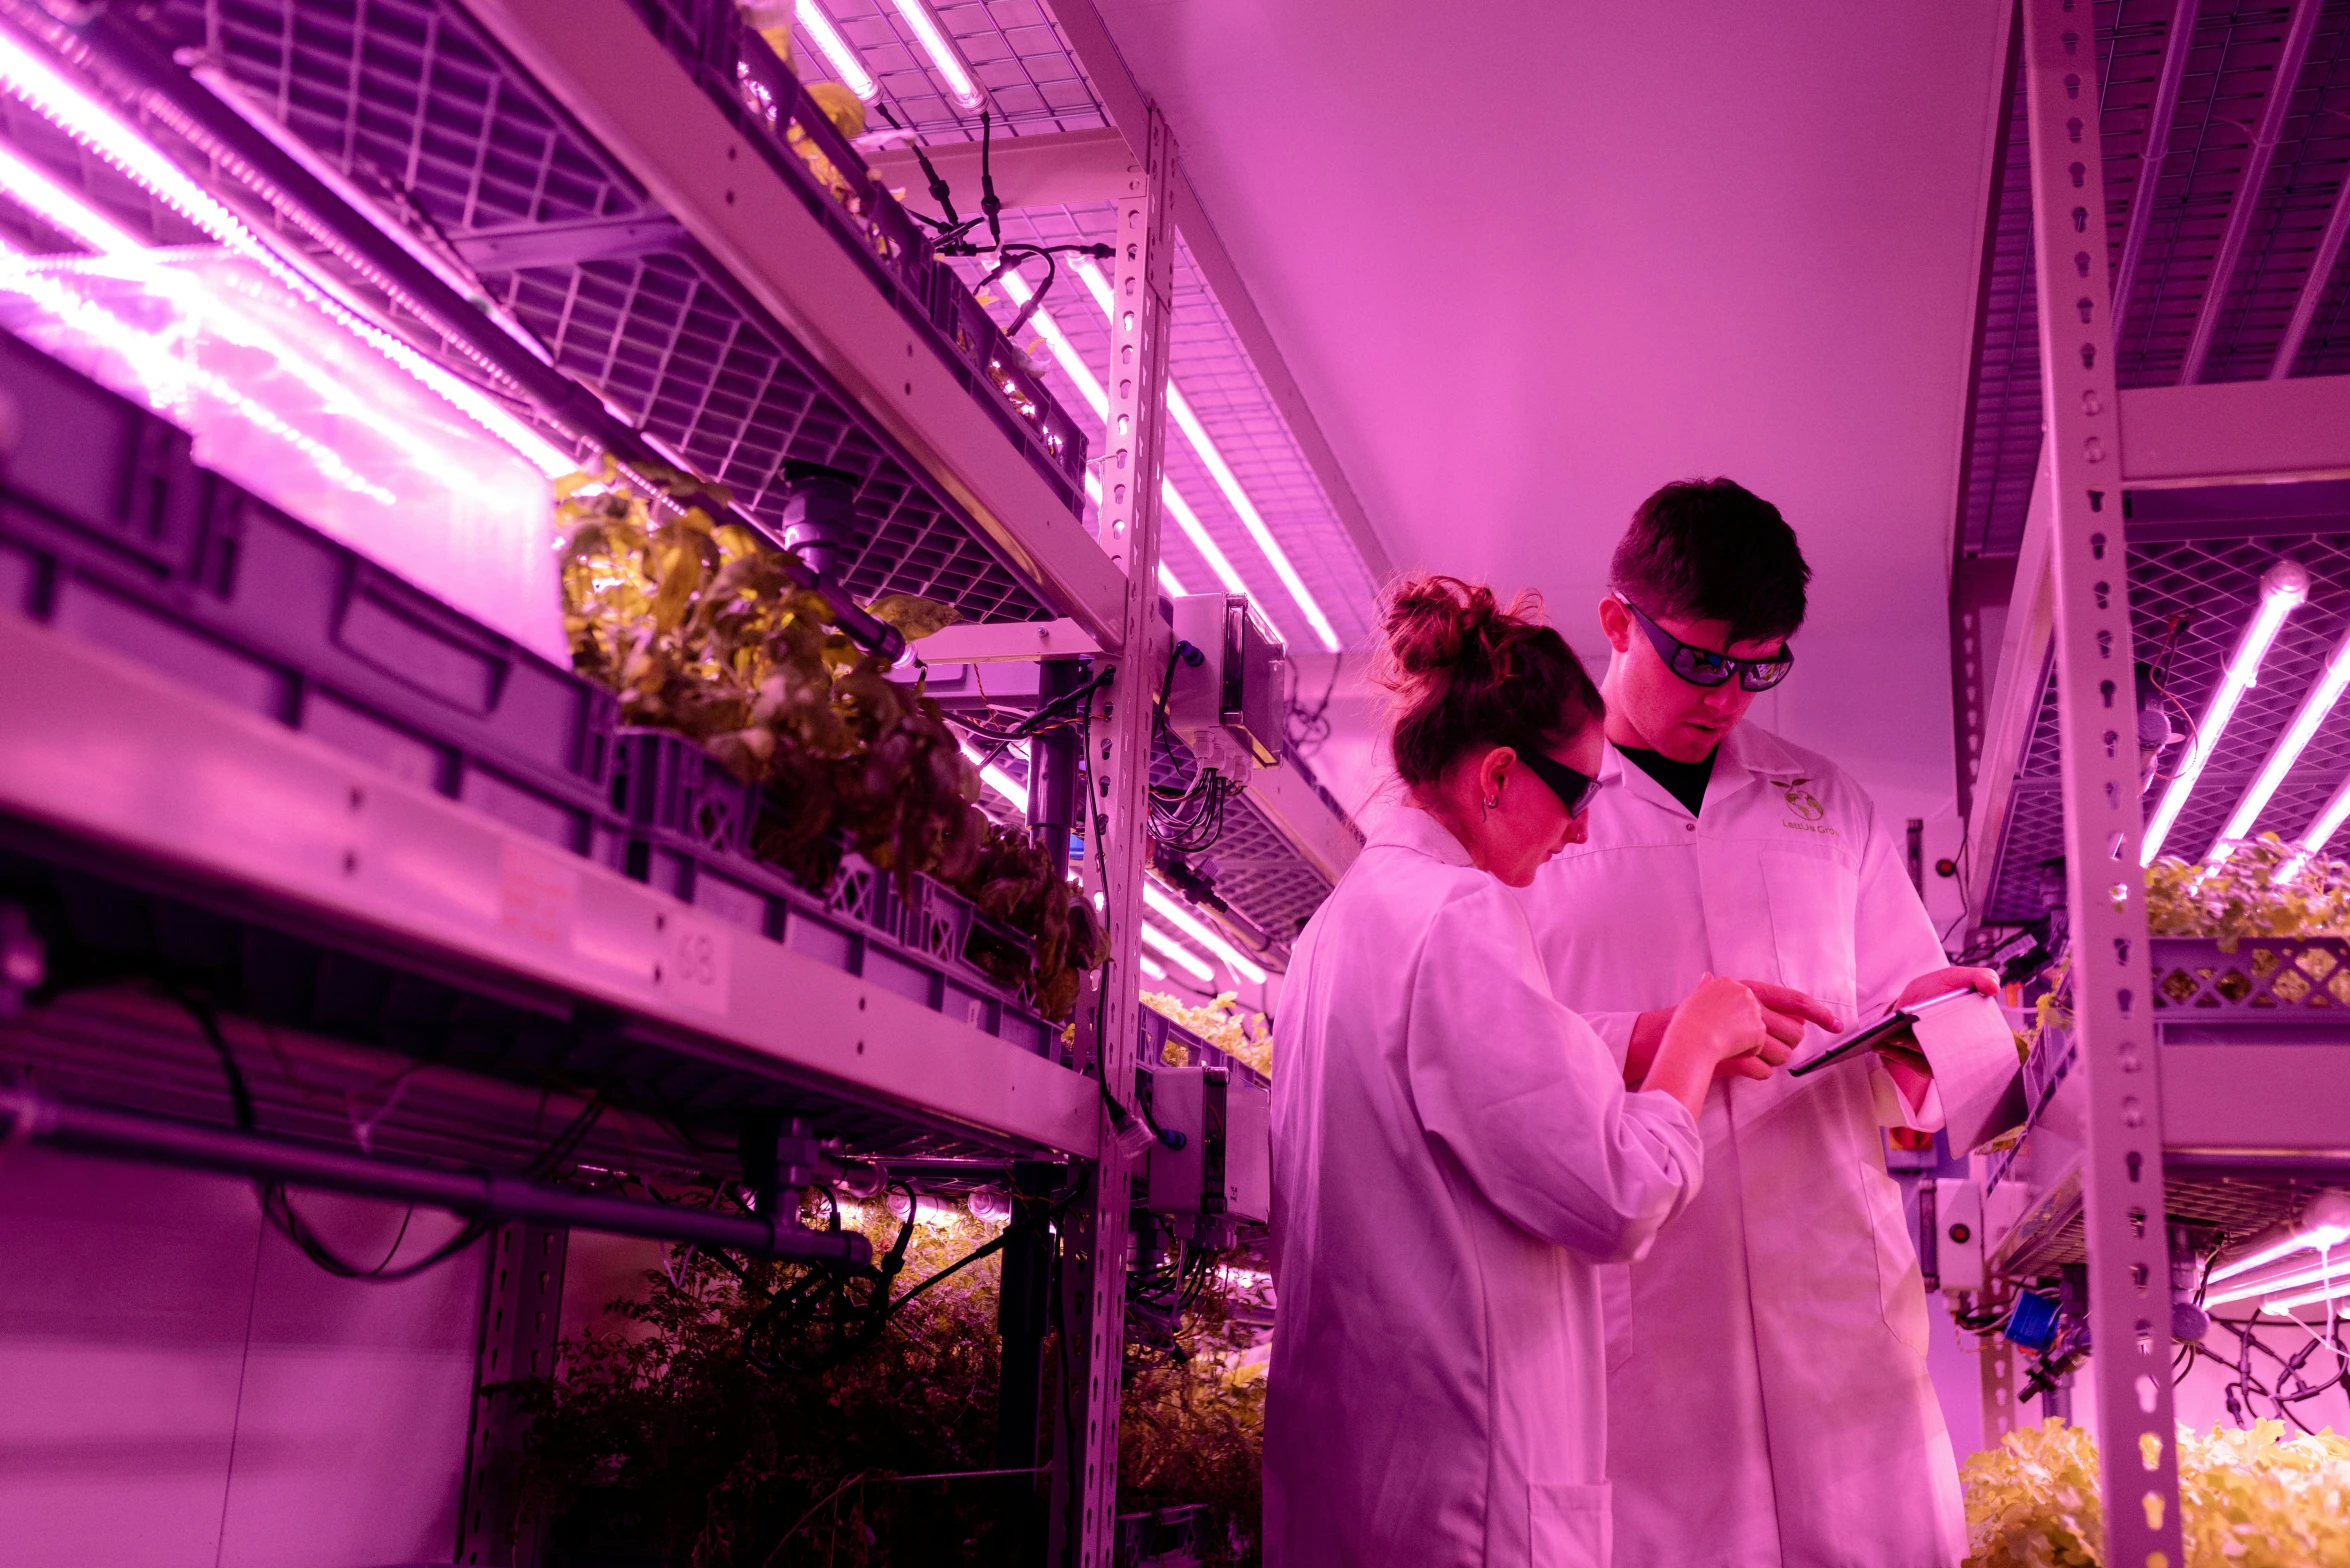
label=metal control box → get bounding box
[1934,1177,1986,1294]
[1142,1065,1271,1225]
[1168,593,1287,773]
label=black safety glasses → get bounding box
[1617,595,1794,692]
[1511,746,1598,819]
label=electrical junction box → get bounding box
[1141,1065,1271,1226]
[1934,1177,1985,1294]
[1168,594,1286,777]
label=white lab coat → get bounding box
[1267,806,1703,1568]
[1518,723,1991,1568]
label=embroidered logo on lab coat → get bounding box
[1778,777,1827,822]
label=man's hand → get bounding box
[1627,980,1841,1086]
[1896,966,2000,1011]
[1876,965,2002,1109]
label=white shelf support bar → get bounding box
[1063,106,1179,1568]
[2021,4,2182,1563]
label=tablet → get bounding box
[1786,987,1978,1078]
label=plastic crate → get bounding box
[927,266,1089,504]
[0,341,619,857]
[1138,1006,1269,1089]
[1115,1505,1214,1567]
[0,331,617,818]
[609,728,760,856]
[623,829,1054,1056]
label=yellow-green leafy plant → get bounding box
[946,824,1109,1023]
[559,463,1109,1016]
[2145,835,2350,949]
[1963,1416,2350,1567]
[1142,992,1273,1080]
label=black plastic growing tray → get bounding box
[0,328,620,854]
[604,727,1053,1057]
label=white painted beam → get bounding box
[2120,375,2350,487]
[868,126,1140,212]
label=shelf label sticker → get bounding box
[498,840,578,952]
[655,907,733,1016]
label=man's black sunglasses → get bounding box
[1510,746,1598,819]
[1617,595,1795,692]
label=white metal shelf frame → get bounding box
[1965,0,2350,1552]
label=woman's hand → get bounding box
[1623,980,1838,1086]
[1643,974,1771,1118]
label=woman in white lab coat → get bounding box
[1266,576,1773,1568]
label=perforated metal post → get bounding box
[1061,105,1177,1568]
[2020,2,2184,1562]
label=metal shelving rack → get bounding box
[0,0,1364,1561]
[1960,1,2350,1558]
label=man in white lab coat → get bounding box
[1518,479,2003,1568]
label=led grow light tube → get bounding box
[795,0,879,102]
[889,0,984,112]
[2284,772,2350,882]
[2255,1275,2350,1314]
[1139,921,1216,983]
[2141,560,2310,865]
[1071,257,1337,651]
[2204,1252,2350,1309]
[0,138,138,252]
[958,739,1029,813]
[0,28,573,478]
[1143,882,1267,985]
[1138,953,1169,982]
[999,269,1246,601]
[2208,620,2350,864]
[2206,1194,2350,1285]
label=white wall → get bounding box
[0,1146,484,1567]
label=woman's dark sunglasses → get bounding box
[1512,747,1598,819]
[1617,595,1795,692]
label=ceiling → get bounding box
[1091,0,2014,825]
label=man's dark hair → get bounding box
[1609,477,1811,645]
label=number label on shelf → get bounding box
[655,908,733,1015]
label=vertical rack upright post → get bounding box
[1063,106,1178,1567]
[2018,0,2184,1561]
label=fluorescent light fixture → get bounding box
[1159,479,1253,599]
[0,28,571,478]
[2208,1194,2350,1286]
[1140,921,1215,982]
[958,739,1028,813]
[1003,267,1229,599]
[0,138,138,252]
[1143,882,1267,985]
[1071,254,1116,316]
[2142,560,2309,865]
[795,0,879,101]
[888,0,984,112]
[2205,1252,2350,1308]
[2209,620,2350,864]
[2285,771,2350,882]
[1138,953,1168,982]
[1165,381,1336,651]
[2256,1277,2350,1313]
[1069,256,1333,651]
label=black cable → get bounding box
[979,110,1002,251]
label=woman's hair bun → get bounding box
[1375,573,1602,789]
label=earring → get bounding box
[1484,796,1500,813]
